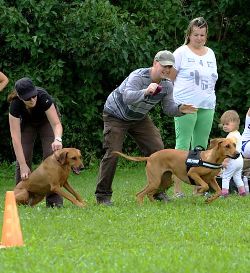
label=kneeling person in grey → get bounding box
[95,50,197,205]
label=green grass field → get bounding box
[0,162,249,273]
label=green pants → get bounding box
[174,108,215,150]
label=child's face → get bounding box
[222,121,237,133]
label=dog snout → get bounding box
[72,161,84,174]
[233,152,240,159]
[227,151,240,159]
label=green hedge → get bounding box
[0,0,249,164]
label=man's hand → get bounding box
[145,83,160,96]
[179,104,198,114]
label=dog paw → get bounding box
[205,193,220,203]
[205,195,214,203]
[76,201,87,207]
[205,196,216,204]
[205,198,212,204]
[136,197,144,205]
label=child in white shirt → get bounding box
[220,110,246,197]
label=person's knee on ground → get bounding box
[46,192,63,208]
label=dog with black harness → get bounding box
[186,145,223,185]
[113,138,240,204]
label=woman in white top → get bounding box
[169,17,218,197]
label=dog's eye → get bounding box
[71,156,77,160]
[225,144,230,148]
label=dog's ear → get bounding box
[227,137,237,145]
[55,150,68,165]
[209,138,220,149]
[209,138,226,149]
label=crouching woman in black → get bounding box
[8,77,64,207]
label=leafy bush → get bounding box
[0,0,249,163]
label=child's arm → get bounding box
[222,158,230,168]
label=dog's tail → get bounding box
[112,151,148,162]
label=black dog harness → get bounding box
[186,146,223,185]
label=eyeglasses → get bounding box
[24,95,37,102]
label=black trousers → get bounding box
[15,120,63,205]
[95,114,164,198]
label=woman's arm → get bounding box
[0,71,9,92]
[45,104,63,151]
[168,47,183,82]
[9,113,31,180]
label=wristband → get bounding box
[55,137,62,142]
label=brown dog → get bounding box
[14,148,86,207]
[113,138,240,204]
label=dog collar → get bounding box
[186,158,223,169]
[199,161,223,169]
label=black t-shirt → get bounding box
[9,87,53,124]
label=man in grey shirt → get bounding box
[95,50,197,205]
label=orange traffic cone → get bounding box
[0,191,24,248]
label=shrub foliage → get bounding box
[0,0,249,163]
